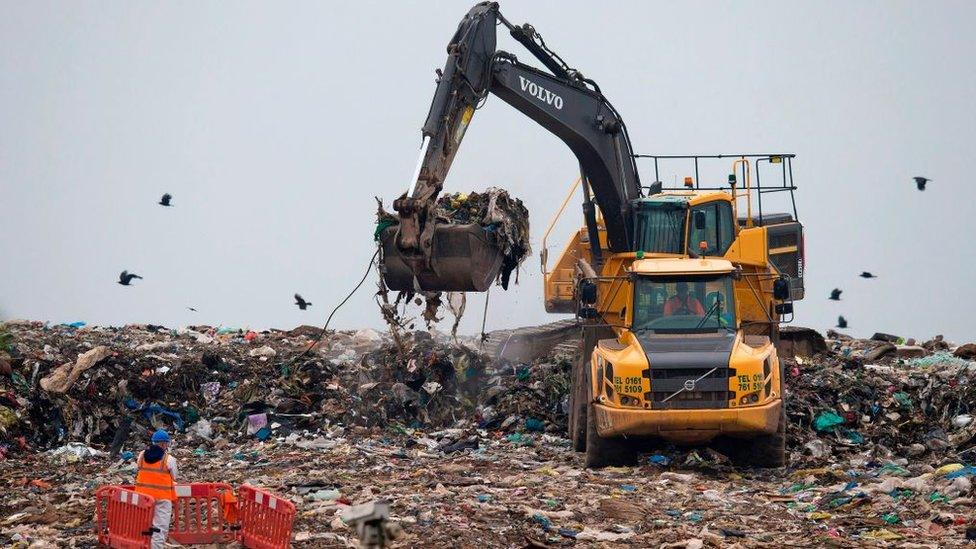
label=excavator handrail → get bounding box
[540,176,582,275]
[731,159,752,228]
[633,153,799,223]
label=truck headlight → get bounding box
[739,393,760,405]
[619,395,641,407]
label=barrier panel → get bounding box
[170,483,238,545]
[97,483,294,548]
[237,484,297,549]
[95,486,156,549]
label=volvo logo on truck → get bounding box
[518,76,564,109]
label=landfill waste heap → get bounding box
[1,320,976,546]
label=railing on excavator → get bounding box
[633,153,799,226]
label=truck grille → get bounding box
[636,333,736,411]
[648,367,731,410]
[650,390,734,410]
[651,368,726,380]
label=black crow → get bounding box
[159,193,173,206]
[829,288,842,301]
[294,293,312,310]
[187,307,197,312]
[118,271,142,286]
[913,177,929,191]
[837,315,848,329]
[860,272,877,278]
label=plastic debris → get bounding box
[1,320,975,546]
[813,411,845,432]
[649,454,671,466]
[48,443,106,461]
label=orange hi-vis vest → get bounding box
[135,451,176,502]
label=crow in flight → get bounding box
[159,193,173,206]
[187,307,197,312]
[913,177,929,191]
[294,293,312,310]
[118,271,142,286]
[829,288,842,301]
[860,272,877,279]
[837,315,848,329]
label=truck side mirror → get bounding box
[579,279,598,305]
[773,277,791,300]
[694,210,706,230]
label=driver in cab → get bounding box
[663,282,705,316]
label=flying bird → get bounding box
[836,315,848,329]
[159,193,173,206]
[860,272,877,279]
[829,288,842,301]
[187,307,197,312]
[913,177,929,191]
[118,271,143,286]
[294,293,312,310]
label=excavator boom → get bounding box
[383,1,640,292]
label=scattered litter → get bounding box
[1,321,975,546]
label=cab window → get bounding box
[634,203,685,254]
[633,275,737,334]
[689,201,735,256]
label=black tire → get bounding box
[568,346,587,452]
[570,326,603,453]
[715,398,787,468]
[745,401,787,468]
[584,364,638,468]
[734,337,788,468]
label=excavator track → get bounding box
[481,319,581,363]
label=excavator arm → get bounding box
[387,1,640,292]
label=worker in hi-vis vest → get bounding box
[134,430,179,548]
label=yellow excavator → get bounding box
[379,2,805,467]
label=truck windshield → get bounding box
[634,203,685,254]
[633,275,736,334]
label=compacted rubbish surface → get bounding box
[1,321,975,547]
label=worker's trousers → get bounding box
[150,500,172,549]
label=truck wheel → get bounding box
[717,402,786,468]
[568,349,587,452]
[584,367,638,468]
[748,402,787,468]
[571,326,604,453]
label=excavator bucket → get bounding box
[378,224,505,292]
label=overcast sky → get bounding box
[2,1,974,342]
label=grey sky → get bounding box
[2,1,974,342]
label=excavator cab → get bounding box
[378,223,506,292]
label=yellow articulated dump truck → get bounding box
[378,3,805,467]
[545,157,804,467]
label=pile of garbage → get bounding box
[785,331,976,467]
[3,320,976,468]
[2,321,976,546]
[0,321,572,457]
[347,331,571,433]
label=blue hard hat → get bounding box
[151,429,171,443]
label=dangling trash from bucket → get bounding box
[377,188,530,293]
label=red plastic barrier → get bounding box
[237,484,296,549]
[97,483,293,548]
[170,483,238,544]
[94,486,156,549]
